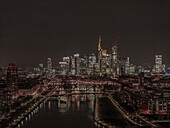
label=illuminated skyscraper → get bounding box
[101,50,110,75]
[74,53,80,75]
[155,55,165,73]
[94,63,100,75]
[59,56,70,75]
[88,53,96,75]
[97,36,111,75]
[70,54,80,75]
[59,62,68,75]
[105,53,111,74]
[47,58,52,69]
[98,36,102,75]
[125,57,130,74]
[111,42,120,75]
[129,64,136,74]
[70,56,75,75]
[79,57,87,75]
[7,63,18,92]
[98,35,102,52]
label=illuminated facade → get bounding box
[88,53,96,75]
[74,53,80,75]
[110,42,121,76]
[125,57,130,74]
[59,57,71,75]
[129,64,136,74]
[98,36,102,75]
[101,51,110,75]
[47,58,52,69]
[7,63,18,92]
[79,57,87,75]
[97,36,112,75]
[154,55,165,74]
[70,56,75,75]
[70,54,80,75]
[59,62,68,75]
[94,63,100,75]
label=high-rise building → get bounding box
[47,58,52,69]
[70,56,75,75]
[101,50,111,75]
[106,54,111,74]
[97,36,112,75]
[84,54,88,74]
[111,42,121,75]
[94,63,100,75]
[59,56,70,75]
[125,57,130,74]
[74,53,80,75]
[59,62,68,75]
[88,53,96,75]
[101,50,107,74]
[7,63,18,91]
[137,65,144,74]
[98,36,102,75]
[70,54,80,75]
[129,64,136,74]
[162,64,166,73]
[79,57,87,75]
[154,55,165,74]
[63,56,70,75]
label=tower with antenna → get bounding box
[98,35,102,75]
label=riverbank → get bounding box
[11,96,46,128]
[94,96,132,128]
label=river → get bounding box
[17,94,98,128]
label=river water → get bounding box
[18,94,98,128]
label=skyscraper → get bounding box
[101,50,109,75]
[88,53,96,75]
[70,54,80,75]
[98,36,102,75]
[111,42,120,75]
[155,55,165,74]
[74,53,80,75]
[47,58,52,69]
[59,62,68,75]
[79,57,87,75]
[7,63,18,92]
[59,56,70,75]
[125,57,130,74]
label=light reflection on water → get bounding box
[17,94,98,128]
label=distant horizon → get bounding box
[0,52,169,68]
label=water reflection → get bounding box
[58,99,61,108]
[48,101,51,110]
[19,94,100,128]
[67,97,71,108]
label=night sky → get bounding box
[0,0,170,67]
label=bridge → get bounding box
[47,92,105,97]
[46,84,115,97]
[43,77,120,87]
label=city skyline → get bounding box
[0,0,170,67]
[0,40,168,70]
[0,35,169,68]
